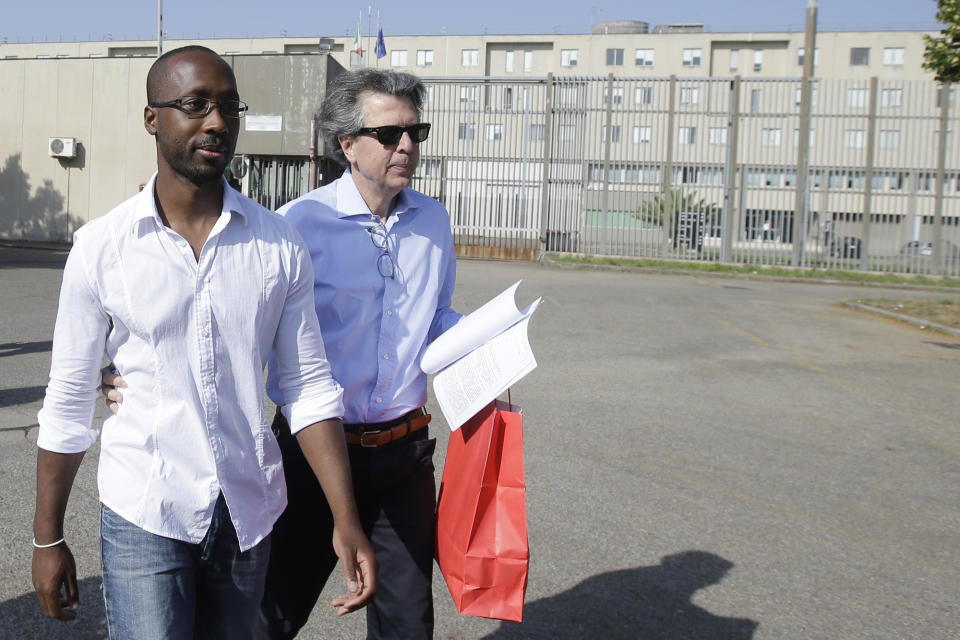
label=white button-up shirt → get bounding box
[265,170,461,423]
[37,174,343,551]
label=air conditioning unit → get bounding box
[48,137,77,158]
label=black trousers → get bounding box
[261,412,437,640]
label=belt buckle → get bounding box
[360,429,384,448]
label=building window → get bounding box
[709,127,728,145]
[753,50,763,72]
[505,51,515,72]
[461,49,479,67]
[602,125,622,143]
[390,50,408,67]
[417,50,434,66]
[485,124,503,141]
[603,87,624,104]
[633,126,652,143]
[635,49,654,66]
[881,88,903,108]
[847,88,869,108]
[529,124,546,141]
[761,128,782,147]
[458,123,475,140]
[850,47,870,66]
[503,87,513,109]
[635,87,653,105]
[729,49,739,71]
[558,86,579,105]
[798,48,819,66]
[682,48,702,67]
[523,50,533,72]
[460,86,477,103]
[558,124,576,141]
[561,49,578,67]
[745,169,763,186]
[793,128,814,147]
[879,129,900,149]
[679,87,699,105]
[750,89,761,112]
[679,126,697,144]
[794,87,818,106]
[423,86,434,103]
[844,129,865,148]
[606,48,624,65]
[882,47,904,67]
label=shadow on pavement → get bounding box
[0,576,107,639]
[0,386,47,408]
[482,551,758,640]
[0,341,53,358]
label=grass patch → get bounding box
[551,255,960,288]
[856,297,960,330]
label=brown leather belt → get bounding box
[343,408,431,448]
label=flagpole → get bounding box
[376,10,381,68]
[366,5,372,68]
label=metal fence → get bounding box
[405,74,960,276]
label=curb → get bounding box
[839,301,960,338]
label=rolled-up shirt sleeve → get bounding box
[274,236,344,434]
[37,239,109,453]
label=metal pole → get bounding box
[721,75,741,262]
[933,83,951,275]
[600,73,614,254]
[860,75,878,271]
[156,0,163,56]
[792,0,817,266]
[538,73,555,257]
[661,74,677,255]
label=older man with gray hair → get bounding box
[259,68,462,639]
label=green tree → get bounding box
[923,0,960,83]
[635,189,718,229]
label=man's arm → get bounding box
[294,419,377,615]
[33,449,85,621]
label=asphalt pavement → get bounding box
[1,246,958,639]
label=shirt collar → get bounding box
[131,173,247,236]
[335,169,420,221]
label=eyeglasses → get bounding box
[355,123,431,145]
[149,96,249,119]
[368,224,395,278]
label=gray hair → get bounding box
[320,68,425,167]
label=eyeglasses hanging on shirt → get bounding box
[368,223,395,279]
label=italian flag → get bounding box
[352,20,363,56]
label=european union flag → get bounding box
[375,27,386,59]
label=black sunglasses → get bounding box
[355,123,431,145]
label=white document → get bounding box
[421,281,541,430]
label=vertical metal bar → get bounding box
[722,75,741,262]
[861,75,878,271]
[933,83,950,275]
[792,0,817,266]
[662,74,678,255]
[600,73,614,254]
[538,74,554,257]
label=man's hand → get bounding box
[329,522,378,615]
[32,543,79,621]
[100,365,126,414]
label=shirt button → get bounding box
[383,354,390,360]
[386,310,394,317]
[376,397,383,404]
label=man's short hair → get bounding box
[146,45,233,104]
[320,69,426,167]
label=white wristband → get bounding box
[32,537,65,549]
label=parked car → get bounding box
[900,240,960,260]
[829,236,862,259]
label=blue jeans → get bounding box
[100,494,271,640]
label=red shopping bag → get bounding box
[435,399,528,622]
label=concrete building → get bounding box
[0,23,951,272]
